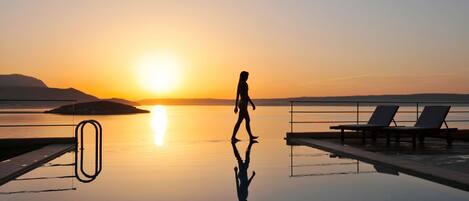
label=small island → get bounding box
[45,101,150,115]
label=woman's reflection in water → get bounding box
[232,140,257,201]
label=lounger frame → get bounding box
[330,105,399,142]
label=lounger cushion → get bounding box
[368,105,399,126]
[415,106,451,128]
[382,106,455,133]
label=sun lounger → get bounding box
[382,106,457,147]
[330,105,399,142]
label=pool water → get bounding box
[1,105,469,201]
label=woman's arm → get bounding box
[234,85,240,113]
[234,167,240,191]
[248,95,256,110]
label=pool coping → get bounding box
[289,138,469,192]
[0,137,75,149]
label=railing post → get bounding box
[290,146,293,177]
[290,101,293,133]
[356,102,360,124]
[356,160,360,173]
[72,102,76,138]
[416,102,419,122]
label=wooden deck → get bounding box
[0,141,75,186]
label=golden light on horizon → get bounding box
[137,54,183,95]
[151,105,168,146]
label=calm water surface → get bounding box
[1,105,469,201]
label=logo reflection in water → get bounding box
[151,105,168,146]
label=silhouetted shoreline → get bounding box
[139,94,469,106]
[3,74,469,107]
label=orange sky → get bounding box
[1,1,469,100]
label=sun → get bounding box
[138,54,182,94]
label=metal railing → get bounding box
[289,100,469,133]
[74,120,102,183]
[0,99,77,128]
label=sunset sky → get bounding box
[1,0,469,100]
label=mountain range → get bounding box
[0,74,137,107]
[1,74,469,107]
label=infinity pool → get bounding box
[1,106,469,201]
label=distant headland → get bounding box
[45,101,149,115]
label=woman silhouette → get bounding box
[232,71,258,142]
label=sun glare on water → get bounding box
[138,54,182,94]
[151,105,168,146]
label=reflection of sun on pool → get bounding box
[151,105,168,146]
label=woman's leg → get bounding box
[232,113,243,140]
[244,111,258,139]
